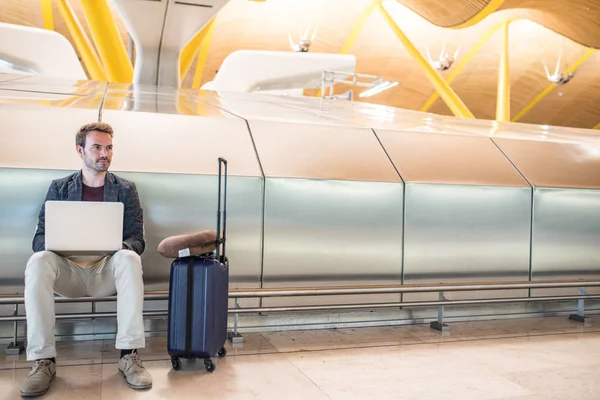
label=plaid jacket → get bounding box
[32,170,145,255]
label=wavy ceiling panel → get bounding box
[395,0,491,27]
[398,0,600,48]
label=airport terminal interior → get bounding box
[1,0,600,398]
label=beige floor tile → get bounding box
[225,332,280,356]
[99,354,331,400]
[397,316,600,346]
[101,333,279,364]
[503,364,600,400]
[0,316,598,400]
[497,316,599,335]
[262,325,424,353]
[0,363,102,400]
[101,337,169,363]
[0,340,104,370]
[402,322,520,344]
[447,332,600,374]
[285,344,533,400]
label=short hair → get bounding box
[75,122,114,148]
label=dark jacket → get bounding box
[32,170,145,255]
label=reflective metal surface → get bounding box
[101,91,238,117]
[97,109,260,177]
[114,0,229,87]
[3,74,600,335]
[0,75,105,96]
[193,94,357,126]
[403,183,532,301]
[494,138,600,189]
[0,169,71,287]
[116,172,263,288]
[252,95,476,133]
[376,130,529,186]
[0,169,263,289]
[261,178,404,306]
[0,104,102,169]
[531,188,600,296]
[249,120,399,182]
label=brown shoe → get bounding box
[20,359,56,397]
[118,350,152,390]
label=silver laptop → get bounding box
[45,201,124,256]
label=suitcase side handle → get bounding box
[216,157,227,262]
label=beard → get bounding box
[84,155,110,172]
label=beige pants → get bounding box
[24,250,146,360]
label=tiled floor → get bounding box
[1,316,600,399]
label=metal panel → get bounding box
[0,168,70,287]
[0,75,105,95]
[403,183,532,301]
[0,168,263,290]
[100,91,236,118]
[0,99,264,310]
[493,138,600,189]
[192,94,357,126]
[248,120,400,182]
[0,104,101,169]
[261,178,403,306]
[116,171,263,289]
[377,130,529,187]
[0,90,91,106]
[251,95,476,134]
[430,116,600,144]
[82,109,260,177]
[531,188,600,296]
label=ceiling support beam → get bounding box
[420,19,520,113]
[192,17,217,89]
[340,0,382,54]
[80,0,133,83]
[41,0,54,31]
[180,16,216,81]
[512,48,596,122]
[56,0,107,81]
[379,2,474,119]
[496,21,510,122]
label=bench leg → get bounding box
[228,298,244,344]
[569,287,590,323]
[430,291,450,332]
[5,304,24,356]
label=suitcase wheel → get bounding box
[217,347,227,357]
[171,357,182,371]
[204,358,215,372]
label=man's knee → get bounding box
[111,250,143,274]
[25,251,60,280]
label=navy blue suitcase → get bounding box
[167,158,229,372]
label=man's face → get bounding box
[77,130,113,172]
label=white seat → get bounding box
[0,22,86,80]
[202,50,356,94]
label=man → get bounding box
[21,122,152,397]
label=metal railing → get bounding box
[2,279,599,352]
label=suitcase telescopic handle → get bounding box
[216,157,227,262]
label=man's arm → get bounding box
[122,182,145,255]
[32,181,59,252]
